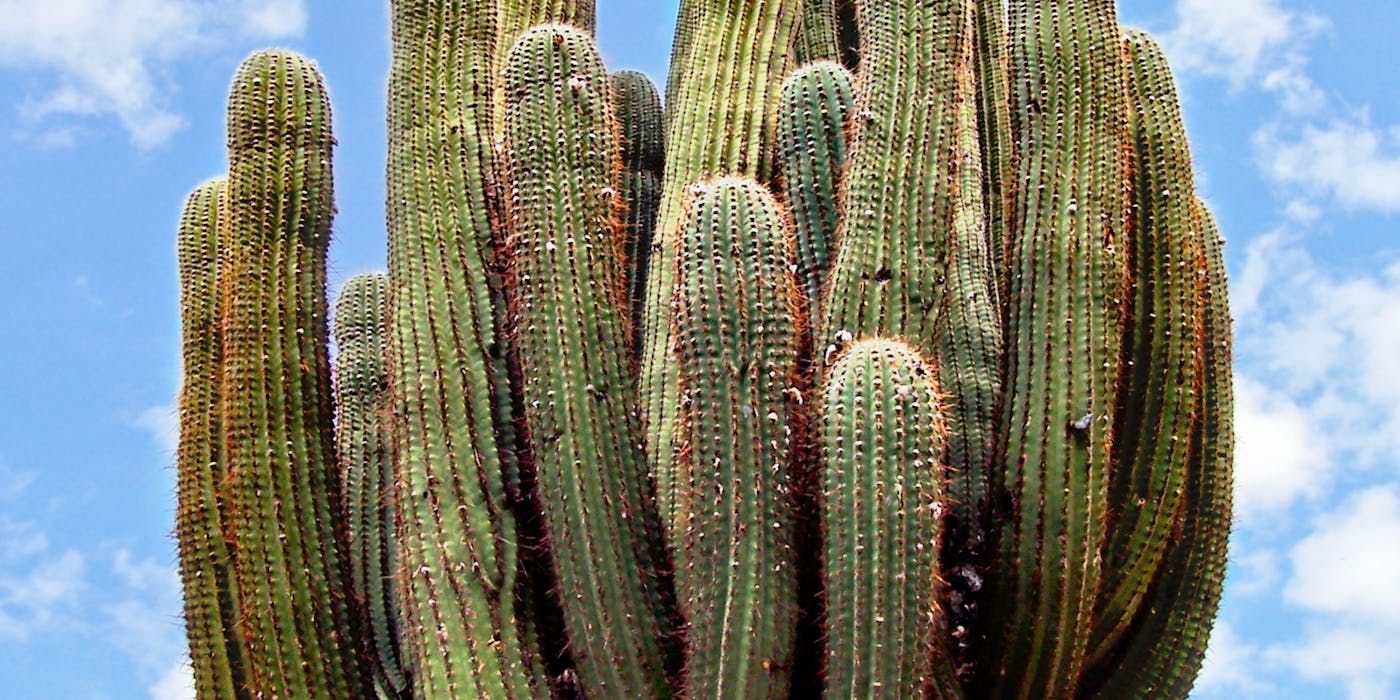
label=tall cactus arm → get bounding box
[494,0,599,139]
[641,0,802,535]
[1082,200,1234,699]
[979,0,1132,696]
[175,178,249,700]
[222,49,370,699]
[671,177,803,699]
[384,2,545,697]
[776,60,854,327]
[821,340,962,699]
[333,273,410,698]
[501,25,677,699]
[611,70,666,344]
[796,0,841,64]
[1093,28,1206,656]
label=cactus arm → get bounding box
[972,0,1014,296]
[333,274,410,697]
[641,0,802,539]
[1092,28,1206,656]
[501,25,677,699]
[776,61,854,327]
[610,70,666,345]
[222,49,371,698]
[979,1,1132,696]
[795,0,841,64]
[175,178,250,700]
[821,340,961,699]
[384,2,544,696]
[1081,200,1233,699]
[671,177,803,699]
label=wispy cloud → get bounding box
[1257,116,1400,214]
[0,0,307,149]
[134,403,179,456]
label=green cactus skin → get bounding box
[776,61,853,326]
[796,0,841,64]
[221,49,370,698]
[175,178,249,700]
[670,177,802,699]
[820,340,961,699]
[610,70,665,341]
[333,274,410,699]
[384,2,545,697]
[971,0,1014,302]
[495,1,598,140]
[1092,28,1207,657]
[641,0,802,538]
[979,0,1132,696]
[1082,199,1233,699]
[501,25,676,699]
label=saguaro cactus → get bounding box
[501,25,675,699]
[175,178,247,700]
[333,273,408,698]
[820,340,959,699]
[173,3,1234,698]
[670,177,803,699]
[221,49,368,698]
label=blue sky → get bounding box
[0,1,1395,698]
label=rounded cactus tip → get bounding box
[226,47,331,151]
[508,22,595,52]
[784,58,848,86]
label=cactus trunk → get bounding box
[611,70,666,345]
[671,177,803,698]
[501,25,677,699]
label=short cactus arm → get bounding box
[501,25,677,699]
[640,0,802,532]
[384,2,544,696]
[671,177,803,699]
[221,49,370,698]
[1093,28,1207,656]
[333,273,410,698]
[980,0,1132,695]
[175,178,249,700]
[776,61,854,326]
[821,340,961,699]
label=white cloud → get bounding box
[149,661,195,700]
[1230,547,1280,598]
[1232,375,1330,522]
[134,403,179,456]
[0,0,308,148]
[1257,117,1400,214]
[1161,0,1327,110]
[1267,623,1400,700]
[1196,622,1268,696]
[1285,486,1400,626]
[0,548,85,641]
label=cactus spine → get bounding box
[175,178,248,700]
[776,61,854,326]
[384,2,543,696]
[820,340,960,699]
[501,25,675,699]
[641,0,803,538]
[981,0,1131,695]
[611,70,665,340]
[671,177,803,698]
[221,50,369,698]
[1092,28,1206,656]
[333,274,408,698]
